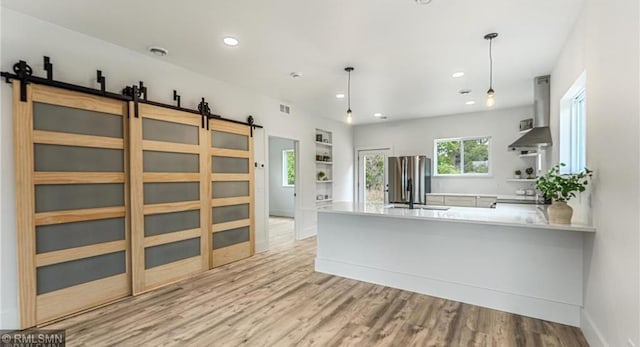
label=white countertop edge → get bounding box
[317,208,596,233]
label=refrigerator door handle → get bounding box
[401,157,406,201]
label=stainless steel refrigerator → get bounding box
[388,156,431,205]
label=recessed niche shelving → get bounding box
[315,128,333,205]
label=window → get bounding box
[282,149,295,187]
[434,136,491,176]
[559,72,586,174]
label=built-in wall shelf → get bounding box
[519,152,539,158]
[316,199,333,203]
[315,128,333,205]
[512,121,544,187]
[315,141,332,147]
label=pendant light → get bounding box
[484,33,498,107]
[345,67,354,124]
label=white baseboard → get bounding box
[269,210,294,218]
[581,309,608,347]
[255,240,269,253]
[297,225,317,240]
[315,257,581,327]
[0,308,18,329]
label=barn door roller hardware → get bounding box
[247,115,256,137]
[9,61,32,102]
[198,98,210,129]
[122,82,147,118]
[198,97,221,129]
[1,58,130,103]
[0,57,263,130]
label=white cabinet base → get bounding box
[426,194,497,208]
[315,258,580,326]
[315,212,583,327]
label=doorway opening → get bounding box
[357,148,391,204]
[268,136,298,247]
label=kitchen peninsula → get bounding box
[315,202,595,327]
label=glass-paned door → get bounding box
[357,149,391,204]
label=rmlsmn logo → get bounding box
[0,330,65,347]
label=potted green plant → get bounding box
[536,163,593,224]
[514,169,522,179]
[525,167,535,179]
[317,171,326,181]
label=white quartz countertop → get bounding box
[318,202,596,233]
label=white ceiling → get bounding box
[2,0,583,124]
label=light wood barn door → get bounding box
[14,83,131,328]
[209,119,255,267]
[129,104,210,294]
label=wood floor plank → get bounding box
[282,283,381,346]
[387,293,435,346]
[208,279,364,346]
[241,280,372,346]
[74,256,312,346]
[268,216,295,247]
[46,248,310,343]
[121,258,317,345]
[161,271,323,345]
[44,237,589,347]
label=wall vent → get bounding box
[279,104,291,114]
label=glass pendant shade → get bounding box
[486,88,496,107]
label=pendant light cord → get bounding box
[488,38,493,90]
[347,69,351,110]
[344,66,354,120]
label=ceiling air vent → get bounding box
[280,104,291,114]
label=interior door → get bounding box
[129,103,210,294]
[209,119,255,267]
[357,149,391,205]
[13,82,131,327]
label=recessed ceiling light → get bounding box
[148,46,168,56]
[466,101,476,105]
[380,116,388,120]
[414,0,433,4]
[290,72,302,79]
[223,37,239,46]
[452,72,465,78]
[335,93,345,99]
[459,89,472,95]
[374,113,383,117]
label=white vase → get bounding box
[547,201,573,224]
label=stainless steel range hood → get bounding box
[508,75,552,151]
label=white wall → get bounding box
[0,3,5,330]
[549,9,591,226]
[0,9,353,329]
[353,106,535,196]
[268,137,295,217]
[550,1,640,346]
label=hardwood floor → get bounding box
[45,238,589,347]
[268,216,295,247]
